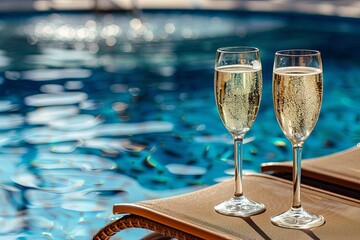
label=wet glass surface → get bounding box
[0,10,359,239]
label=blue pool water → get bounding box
[0,10,359,239]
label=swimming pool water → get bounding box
[0,10,359,239]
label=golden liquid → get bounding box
[273,66,323,144]
[215,65,262,136]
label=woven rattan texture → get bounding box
[93,215,202,240]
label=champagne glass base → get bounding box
[214,196,265,217]
[271,207,325,229]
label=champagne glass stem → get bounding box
[271,143,324,229]
[292,145,302,209]
[234,136,244,197]
[214,133,264,217]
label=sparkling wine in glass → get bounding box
[213,46,265,217]
[271,49,325,229]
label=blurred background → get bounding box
[0,0,359,239]
[1,0,360,17]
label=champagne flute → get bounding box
[271,49,325,229]
[214,46,265,217]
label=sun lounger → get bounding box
[93,173,360,239]
[261,146,360,199]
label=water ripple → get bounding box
[11,68,92,81]
[0,186,22,217]
[82,138,146,152]
[165,163,206,176]
[26,48,97,67]
[97,121,174,136]
[0,55,10,68]
[47,114,102,131]
[0,100,16,112]
[50,144,77,153]
[22,127,96,144]
[0,154,21,182]
[27,106,79,125]
[60,200,108,212]
[23,121,173,144]
[0,114,24,130]
[40,84,65,93]
[31,153,116,171]
[12,167,85,193]
[24,92,88,107]
[0,216,24,234]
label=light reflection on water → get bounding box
[0,11,359,239]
